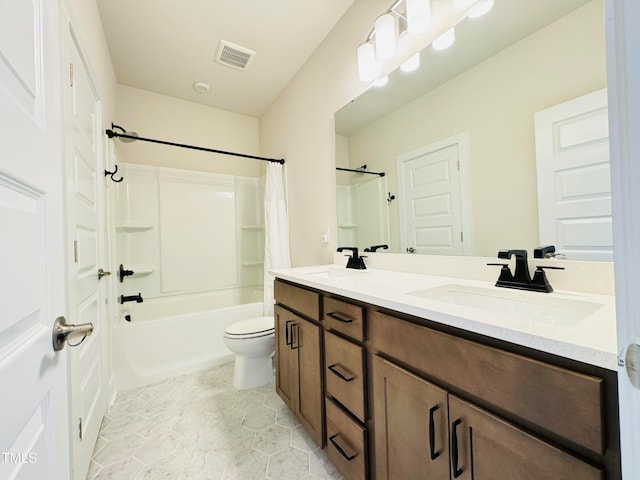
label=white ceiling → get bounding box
[97,0,355,118]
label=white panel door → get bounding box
[0,0,70,479]
[64,26,107,480]
[534,89,612,261]
[397,134,472,256]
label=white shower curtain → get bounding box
[263,162,291,316]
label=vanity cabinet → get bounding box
[372,355,603,480]
[273,277,621,480]
[372,355,449,479]
[274,281,323,446]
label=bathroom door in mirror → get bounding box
[397,134,472,256]
[535,89,612,261]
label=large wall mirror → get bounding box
[335,0,611,260]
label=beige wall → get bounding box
[261,0,605,265]
[345,1,606,256]
[115,85,262,177]
[260,0,392,266]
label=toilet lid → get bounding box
[224,316,274,337]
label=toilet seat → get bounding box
[224,316,274,339]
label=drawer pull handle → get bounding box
[451,418,463,478]
[329,433,357,461]
[285,320,293,346]
[428,405,440,460]
[327,312,353,323]
[328,364,355,382]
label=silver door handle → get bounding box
[98,268,111,280]
[52,316,93,351]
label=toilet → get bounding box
[223,316,275,389]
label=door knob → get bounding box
[98,268,111,280]
[407,247,416,253]
[52,316,93,351]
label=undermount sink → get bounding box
[295,266,362,279]
[408,284,603,326]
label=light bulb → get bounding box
[374,14,396,60]
[432,27,455,51]
[373,76,389,88]
[400,53,420,73]
[357,42,378,82]
[406,0,431,34]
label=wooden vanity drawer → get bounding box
[326,398,367,480]
[369,310,605,454]
[274,280,320,321]
[325,331,366,422]
[323,296,365,341]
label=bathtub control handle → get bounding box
[120,293,143,304]
[52,316,93,351]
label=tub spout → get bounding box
[120,293,143,304]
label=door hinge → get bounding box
[73,240,78,264]
[69,63,74,87]
[457,160,460,171]
[78,417,83,440]
[461,232,464,242]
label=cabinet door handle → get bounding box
[285,320,293,346]
[329,433,357,461]
[290,323,299,350]
[328,364,355,382]
[451,418,463,478]
[428,405,440,460]
[327,312,353,323]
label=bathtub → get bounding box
[112,290,264,390]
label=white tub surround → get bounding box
[271,265,617,370]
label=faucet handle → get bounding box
[531,265,565,293]
[487,263,514,283]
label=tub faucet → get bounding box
[337,247,367,270]
[120,293,143,304]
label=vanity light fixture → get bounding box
[356,0,489,83]
[406,0,431,34]
[467,0,494,18]
[432,27,456,50]
[374,13,397,60]
[400,53,420,72]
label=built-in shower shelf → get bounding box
[116,223,154,233]
[241,225,264,230]
[242,261,264,267]
[129,266,155,277]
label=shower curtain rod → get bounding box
[336,167,385,177]
[105,127,285,164]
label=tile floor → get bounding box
[87,362,344,480]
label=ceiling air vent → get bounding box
[214,40,255,71]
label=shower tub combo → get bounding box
[112,291,264,390]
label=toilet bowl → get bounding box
[223,316,275,389]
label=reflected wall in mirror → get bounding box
[335,0,609,260]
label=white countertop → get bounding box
[271,265,618,371]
